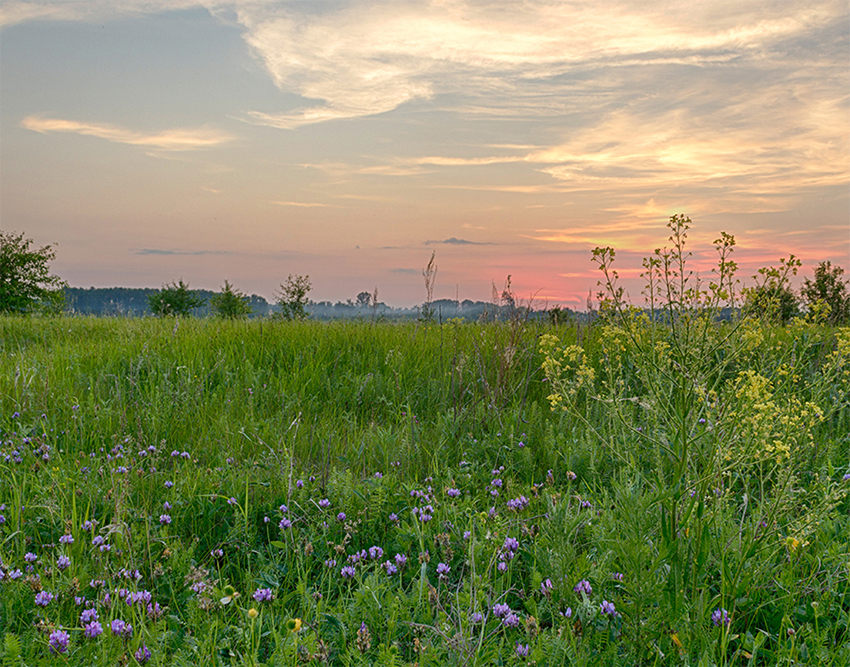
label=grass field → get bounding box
[0,313,848,666]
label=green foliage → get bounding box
[742,256,802,323]
[147,279,205,317]
[0,230,66,314]
[274,274,311,320]
[210,280,253,319]
[802,260,850,324]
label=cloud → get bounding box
[134,248,231,255]
[269,200,342,208]
[425,237,495,246]
[389,268,419,275]
[21,116,234,151]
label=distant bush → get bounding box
[148,279,204,317]
[210,280,252,319]
[274,274,311,320]
[802,260,849,324]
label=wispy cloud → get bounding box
[21,116,234,151]
[134,248,231,256]
[269,200,342,208]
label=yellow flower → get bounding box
[248,607,259,619]
[290,618,302,633]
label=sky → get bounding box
[1,0,848,308]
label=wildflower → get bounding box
[541,578,554,596]
[296,479,303,488]
[134,644,152,664]
[211,548,224,559]
[394,553,407,567]
[248,607,258,619]
[503,536,519,553]
[92,535,105,546]
[493,603,511,618]
[356,622,371,654]
[565,470,576,481]
[515,642,530,658]
[497,561,508,572]
[446,488,460,498]
[573,579,592,596]
[388,512,398,523]
[463,530,471,540]
[164,480,173,489]
[436,562,450,577]
[612,572,624,582]
[159,514,171,525]
[711,608,731,628]
[24,552,37,563]
[336,512,346,522]
[59,534,74,545]
[84,621,103,638]
[287,618,303,632]
[80,608,98,624]
[561,608,573,619]
[843,473,850,482]
[324,558,337,568]
[368,545,383,560]
[227,497,237,506]
[383,561,398,575]
[600,600,618,617]
[57,555,71,570]
[341,565,356,578]
[253,588,274,603]
[318,498,330,509]
[35,591,54,607]
[374,472,383,479]
[49,629,70,654]
[147,602,164,620]
[279,518,292,529]
[503,612,520,628]
[110,619,133,639]
[470,611,484,624]
[163,501,171,510]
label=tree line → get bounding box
[2,229,849,324]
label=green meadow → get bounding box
[1,310,848,666]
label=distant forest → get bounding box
[64,287,570,322]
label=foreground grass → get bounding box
[0,315,848,666]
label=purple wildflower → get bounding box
[383,561,398,575]
[49,629,70,654]
[318,498,330,509]
[57,555,71,570]
[712,608,731,628]
[84,621,103,638]
[59,534,74,545]
[253,588,274,603]
[159,514,171,525]
[279,518,292,529]
[515,642,529,657]
[341,565,356,578]
[35,591,54,606]
[24,552,37,563]
[135,644,152,664]
[446,488,461,498]
[336,512,346,522]
[503,612,520,628]
[436,562,450,577]
[574,579,592,596]
[470,611,484,624]
[493,603,511,618]
[600,600,618,617]
[80,608,98,624]
[394,553,407,567]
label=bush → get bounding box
[147,279,204,317]
[801,261,849,324]
[210,280,252,319]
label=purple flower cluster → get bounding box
[506,494,529,511]
[712,608,731,628]
[574,579,592,596]
[48,629,70,654]
[110,619,133,639]
[600,600,618,617]
[436,562,450,577]
[35,591,54,607]
[253,588,274,602]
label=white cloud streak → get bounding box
[21,116,235,151]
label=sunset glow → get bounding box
[1,0,847,307]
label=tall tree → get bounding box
[0,231,66,313]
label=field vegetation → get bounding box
[1,221,848,666]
